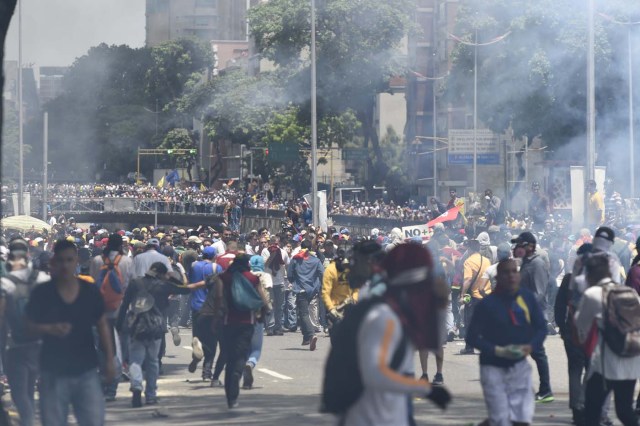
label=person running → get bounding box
[0,238,49,426]
[466,259,547,426]
[212,254,269,408]
[342,243,451,425]
[26,239,116,426]
[116,262,192,407]
[188,246,222,380]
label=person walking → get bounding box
[512,231,554,403]
[321,248,357,344]
[0,238,49,426]
[575,255,640,426]
[26,239,116,426]
[287,240,324,351]
[466,259,547,426]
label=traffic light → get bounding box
[265,148,269,156]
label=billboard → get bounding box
[447,129,500,165]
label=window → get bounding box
[196,0,217,8]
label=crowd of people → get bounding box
[1,177,640,425]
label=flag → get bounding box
[200,183,207,191]
[426,206,460,228]
[156,175,165,188]
[227,179,235,186]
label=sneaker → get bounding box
[274,330,284,336]
[192,337,204,360]
[170,326,181,346]
[447,331,456,342]
[188,358,200,373]
[210,379,224,388]
[132,390,142,408]
[301,339,310,346]
[547,323,558,336]
[420,373,429,382]
[310,335,318,351]
[242,364,254,390]
[459,348,475,355]
[535,392,555,403]
[202,371,213,381]
[432,373,444,386]
[228,400,239,409]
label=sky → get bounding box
[4,0,146,67]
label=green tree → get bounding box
[446,0,640,154]
[249,0,414,189]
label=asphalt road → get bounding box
[96,329,586,426]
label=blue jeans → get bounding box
[247,322,264,368]
[284,289,297,329]
[40,369,105,426]
[129,338,161,401]
[269,285,285,332]
[6,343,40,426]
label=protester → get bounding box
[466,259,547,426]
[26,239,115,425]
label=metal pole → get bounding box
[524,136,529,189]
[473,29,478,196]
[154,201,158,228]
[249,151,253,180]
[432,8,438,199]
[310,0,319,227]
[629,27,635,198]
[43,112,48,221]
[155,98,159,136]
[18,0,24,215]
[239,144,244,184]
[137,150,141,185]
[586,0,596,182]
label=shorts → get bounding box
[480,359,534,426]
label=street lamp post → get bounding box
[586,0,596,183]
[310,0,319,227]
[448,30,510,197]
[599,13,640,198]
[18,0,24,215]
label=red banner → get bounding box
[426,206,460,228]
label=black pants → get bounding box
[563,338,589,410]
[220,324,254,405]
[463,298,480,350]
[531,345,552,395]
[295,292,315,341]
[585,372,637,426]
[193,311,216,375]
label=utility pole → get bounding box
[18,0,24,215]
[43,112,48,221]
[310,0,319,227]
[586,0,596,182]
[473,29,478,196]
[629,26,635,198]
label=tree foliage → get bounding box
[446,0,640,154]
[40,39,211,181]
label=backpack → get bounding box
[5,269,40,345]
[321,297,407,415]
[125,279,165,341]
[601,283,640,357]
[98,254,125,311]
[230,272,264,312]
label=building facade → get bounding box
[146,0,249,47]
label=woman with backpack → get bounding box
[212,254,269,408]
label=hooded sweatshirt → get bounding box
[287,249,324,296]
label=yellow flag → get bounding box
[200,183,207,191]
[157,176,165,188]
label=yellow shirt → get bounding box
[322,262,358,311]
[463,253,491,299]
[588,191,605,225]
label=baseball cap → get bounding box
[511,232,537,246]
[340,228,350,234]
[147,238,160,247]
[187,235,202,244]
[202,246,216,259]
[594,226,615,243]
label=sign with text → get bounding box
[402,224,431,240]
[447,129,500,165]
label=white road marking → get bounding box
[257,368,293,380]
